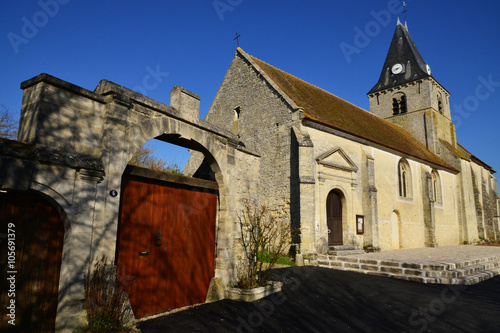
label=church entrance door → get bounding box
[327,190,343,245]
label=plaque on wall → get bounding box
[356,215,364,235]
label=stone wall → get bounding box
[203,52,299,221]
[2,73,259,332]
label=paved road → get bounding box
[137,266,500,332]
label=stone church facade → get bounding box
[186,21,500,255]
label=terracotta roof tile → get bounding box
[241,49,457,172]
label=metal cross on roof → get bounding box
[234,32,241,47]
[402,1,408,23]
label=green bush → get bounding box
[257,252,295,266]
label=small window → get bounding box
[437,94,443,114]
[233,107,241,135]
[398,158,412,198]
[431,170,442,204]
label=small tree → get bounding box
[237,200,295,288]
[129,144,182,174]
[0,104,18,140]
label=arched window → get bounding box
[392,93,407,115]
[398,158,412,198]
[233,107,241,135]
[431,170,442,204]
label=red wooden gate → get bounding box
[116,169,218,318]
[0,191,64,333]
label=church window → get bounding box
[398,158,412,198]
[431,170,442,204]
[392,93,407,115]
[233,107,241,135]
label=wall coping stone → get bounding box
[20,73,106,104]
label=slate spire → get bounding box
[368,20,431,94]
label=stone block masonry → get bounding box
[2,72,260,332]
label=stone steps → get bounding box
[327,245,365,256]
[317,254,500,285]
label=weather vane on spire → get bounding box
[402,1,408,23]
[234,32,241,48]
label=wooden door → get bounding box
[0,191,64,333]
[327,190,343,245]
[116,174,217,318]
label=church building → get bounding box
[186,20,500,255]
[2,19,500,331]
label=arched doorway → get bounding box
[327,190,343,245]
[0,190,64,332]
[116,127,224,318]
[391,211,401,249]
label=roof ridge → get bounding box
[234,48,457,173]
[242,48,380,117]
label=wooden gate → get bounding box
[116,167,218,318]
[327,190,343,245]
[0,191,64,333]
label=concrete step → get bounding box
[327,249,366,256]
[328,245,357,251]
[317,254,500,285]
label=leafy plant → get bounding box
[83,256,134,333]
[236,200,296,288]
[257,252,296,266]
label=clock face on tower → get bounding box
[391,63,404,75]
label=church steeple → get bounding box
[367,21,457,153]
[368,19,432,95]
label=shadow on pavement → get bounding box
[137,266,500,332]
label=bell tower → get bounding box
[367,19,457,153]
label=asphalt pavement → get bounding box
[137,266,500,333]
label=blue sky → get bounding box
[2,1,500,172]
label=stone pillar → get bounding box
[290,126,316,255]
[423,171,438,247]
[170,86,201,122]
[366,155,380,252]
[495,196,500,241]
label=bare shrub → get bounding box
[237,200,295,287]
[0,104,18,140]
[84,256,135,333]
[129,144,182,174]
